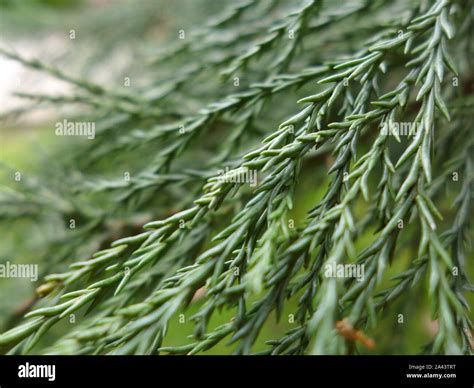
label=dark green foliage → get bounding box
[0,0,472,355]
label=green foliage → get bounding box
[0,0,473,355]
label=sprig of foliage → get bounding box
[0,0,472,355]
